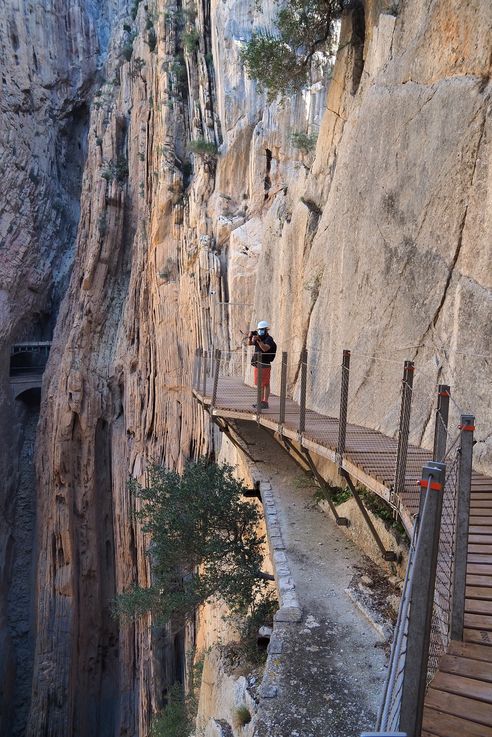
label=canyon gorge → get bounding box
[0,0,491,734]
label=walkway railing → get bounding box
[9,342,51,376]
[192,345,467,512]
[192,344,476,737]
[374,417,474,737]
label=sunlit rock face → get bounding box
[221,0,492,473]
[0,0,490,734]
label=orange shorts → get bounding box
[254,366,271,388]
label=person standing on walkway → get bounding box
[249,320,277,409]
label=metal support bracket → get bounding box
[299,447,350,527]
[242,480,262,501]
[212,417,257,463]
[341,470,398,562]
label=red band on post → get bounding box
[458,424,475,431]
[418,479,443,491]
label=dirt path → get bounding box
[236,422,389,737]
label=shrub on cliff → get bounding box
[188,137,218,157]
[241,0,343,100]
[150,683,191,737]
[116,459,273,622]
[291,130,318,153]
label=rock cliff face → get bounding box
[0,1,122,734]
[0,0,490,734]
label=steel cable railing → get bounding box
[377,510,420,731]
[193,344,478,737]
[427,450,460,682]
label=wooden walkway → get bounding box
[193,377,492,736]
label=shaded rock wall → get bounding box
[0,1,123,734]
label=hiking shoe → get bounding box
[261,401,269,409]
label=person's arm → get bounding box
[256,336,273,353]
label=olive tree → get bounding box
[241,0,343,100]
[117,459,273,622]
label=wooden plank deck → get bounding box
[193,377,492,736]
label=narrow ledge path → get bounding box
[235,422,388,737]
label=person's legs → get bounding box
[262,367,271,405]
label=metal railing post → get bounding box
[279,352,287,429]
[256,359,263,421]
[337,349,351,465]
[299,349,307,434]
[433,384,450,462]
[450,414,475,641]
[393,361,415,500]
[211,349,221,409]
[400,460,446,737]
[202,350,208,396]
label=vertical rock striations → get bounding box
[0,1,123,734]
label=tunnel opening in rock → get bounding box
[14,387,42,405]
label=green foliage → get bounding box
[331,487,352,505]
[183,28,200,53]
[116,460,270,622]
[188,138,218,157]
[123,22,132,32]
[237,591,277,665]
[101,157,129,184]
[150,683,191,737]
[95,136,103,147]
[241,0,342,100]
[291,130,317,153]
[313,484,350,505]
[359,490,407,538]
[234,705,252,727]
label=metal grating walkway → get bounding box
[193,377,492,736]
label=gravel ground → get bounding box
[235,422,390,737]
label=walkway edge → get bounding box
[251,473,303,623]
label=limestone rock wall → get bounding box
[0,1,123,734]
[238,0,492,470]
